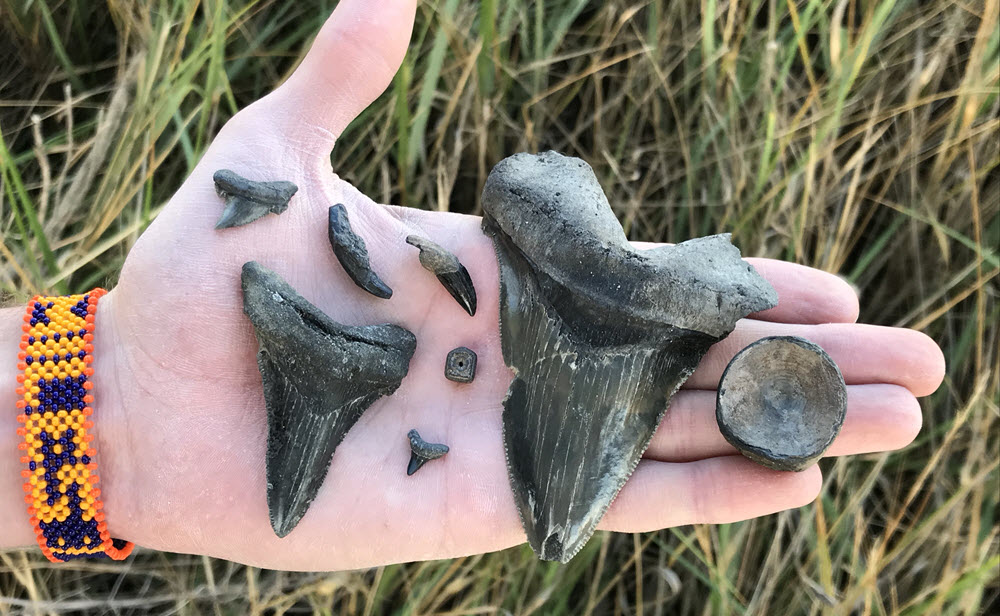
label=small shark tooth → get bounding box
[444,347,477,383]
[405,235,477,316]
[406,429,449,476]
[328,204,393,299]
[717,336,846,472]
[241,261,416,537]
[213,169,298,229]
[481,151,778,563]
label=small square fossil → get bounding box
[445,347,477,383]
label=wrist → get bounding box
[1,305,36,548]
[89,290,139,546]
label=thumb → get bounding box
[266,0,417,151]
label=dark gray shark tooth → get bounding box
[717,336,846,472]
[405,235,477,316]
[241,261,416,537]
[213,169,298,229]
[481,151,778,563]
[406,429,450,476]
[328,204,393,299]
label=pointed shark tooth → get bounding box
[405,235,477,316]
[328,204,393,299]
[481,151,778,563]
[241,261,416,537]
[213,169,298,229]
[406,429,450,476]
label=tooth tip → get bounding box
[367,278,393,299]
[407,455,426,476]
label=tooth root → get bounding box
[328,204,393,299]
[212,169,297,229]
[406,429,449,476]
[405,235,477,316]
[241,262,416,537]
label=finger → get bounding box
[745,258,860,324]
[599,457,822,533]
[644,384,923,463]
[268,0,417,149]
[684,320,945,397]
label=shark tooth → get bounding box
[481,151,778,562]
[213,169,298,229]
[406,429,450,476]
[717,336,846,472]
[405,235,477,316]
[328,204,393,299]
[241,261,416,537]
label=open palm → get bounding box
[89,0,944,571]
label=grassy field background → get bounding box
[1,0,997,614]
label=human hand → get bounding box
[73,0,943,570]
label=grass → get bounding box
[1,0,997,613]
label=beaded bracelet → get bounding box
[14,290,134,562]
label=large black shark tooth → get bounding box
[328,204,394,299]
[481,151,778,563]
[241,261,416,537]
[405,235,477,316]
[213,169,298,229]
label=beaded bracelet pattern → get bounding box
[14,290,134,562]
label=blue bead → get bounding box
[81,456,91,464]
[40,335,47,343]
[30,319,37,326]
[53,333,60,341]
[28,461,36,471]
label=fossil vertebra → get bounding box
[241,261,416,537]
[405,235,477,316]
[716,336,846,472]
[328,204,393,299]
[444,347,477,383]
[406,429,450,476]
[481,151,777,562]
[213,169,298,229]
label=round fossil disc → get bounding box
[716,336,847,472]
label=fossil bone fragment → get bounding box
[444,347,477,383]
[405,235,477,316]
[241,261,416,537]
[481,151,778,562]
[716,336,846,472]
[328,204,393,299]
[406,429,450,476]
[213,169,298,229]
